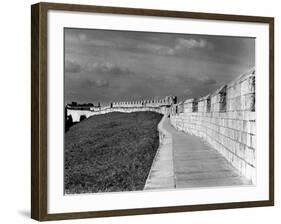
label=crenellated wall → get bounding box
[67,105,170,122]
[170,68,256,184]
[112,96,176,108]
[66,96,175,122]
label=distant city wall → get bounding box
[66,96,176,122]
[112,96,175,108]
[170,68,256,184]
[67,105,170,122]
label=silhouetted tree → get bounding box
[65,114,73,132]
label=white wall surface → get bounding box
[0,0,279,223]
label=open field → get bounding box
[64,111,163,194]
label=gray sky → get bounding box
[64,28,255,105]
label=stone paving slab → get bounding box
[163,119,252,188]
[144,116,252,190]
[176,176,251,188]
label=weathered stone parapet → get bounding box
[107,96,176,109]
[170,67,256,184]
[183,98,195,113]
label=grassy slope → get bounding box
[64,111,163,194]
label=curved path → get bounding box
[145,116,251,190]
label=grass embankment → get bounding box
[64,111,163,194]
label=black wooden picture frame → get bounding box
[31,2,274,221]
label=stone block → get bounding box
[245,147,256,166]
[236,142,246,158]
[241,75,255,95]
[246,134,255,148]
[242,111,255,121]
[252,135,256,149]
[242,93,255,111]
[248,121,256,135]
[240,133,247,145]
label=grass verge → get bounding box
[64,111,163,194]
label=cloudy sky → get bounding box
[64,28,255,105]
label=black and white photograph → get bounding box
[64,28,256,194]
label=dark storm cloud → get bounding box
[65,28,214,57]
[64,28,255,104]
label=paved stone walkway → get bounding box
[144,115,175,190]
[144,117,252,190]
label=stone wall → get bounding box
[66,96,175,122]
[67,106,169,122]
[112,96,176,108]
[170,68,256,184]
